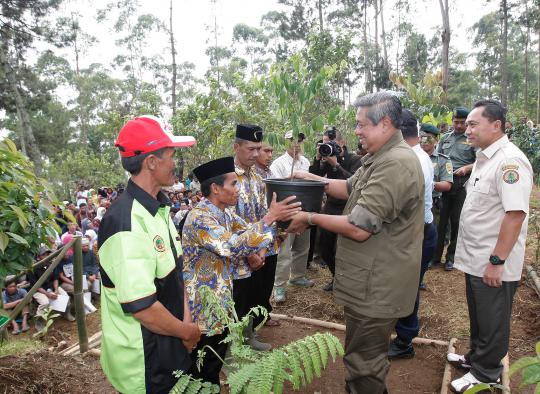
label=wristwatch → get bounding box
[489,255,505,265]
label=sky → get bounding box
[54,0,498,80]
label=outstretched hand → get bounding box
[265,193,302,224]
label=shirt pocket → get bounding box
[468,179,490,207]
[335,253,375,301]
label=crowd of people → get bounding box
[3,99,534,393]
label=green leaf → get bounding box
[6,232,29,246]
[510,356,540,377]
[464,383,493,393]
[522,365,540,385]
[0,232,9,253]
[9,205,29,229]
[536,341,540,356]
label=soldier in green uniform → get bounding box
[432,107,476,271]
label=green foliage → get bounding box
[0,139,61,283]
[46,148,127,199]
[390,71,452,126]
[32,307,60,339]
[509,124,540,178]
[171,285,344,394]
[169,373,220,394]
[507,341,540,392]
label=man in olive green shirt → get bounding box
[288,92,425,394]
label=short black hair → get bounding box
[121,147,168,175]
[473,99,507,131]
[4,277,17,287]
[400,109,418,139]
[200,174,227,197]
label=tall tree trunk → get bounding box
[169,0,177,116]
[318,0,324,33]
[374,0,379,67]
[0,41,42,174]
[362,0,372,92]
[380,0,388,69]
[71,14,89,146]
[169,0,184,178]
[438,0,450,102]
[537,26,540,124]
[500,0,509,106]
[524,2,530,115]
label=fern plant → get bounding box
[170,285,344,394]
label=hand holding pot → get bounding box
[292,170,324,182]
[285,211,310,234]
[264,193,302,225]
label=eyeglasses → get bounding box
[420,136,436,144]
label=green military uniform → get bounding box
[431,152,453,199]
[98,180,190,393]
[334,131,425,393]
[434,128,476,265]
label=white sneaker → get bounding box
[447,353,471,370]
[450,372,498,393]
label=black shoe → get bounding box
[323,281,333,292]
[419,282,426,290]
[388,337,415,360]
[445,260,454,271]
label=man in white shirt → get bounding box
[172,176,184,192]
[388,109,438,360]
[269,130,313,303]
[449,100,533,393]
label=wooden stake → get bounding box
[73,236,88,353]
[440,337,457,394]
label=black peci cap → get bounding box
[236,124,263,142]
[193,157,236,183]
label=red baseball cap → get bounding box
[115,115,196,158]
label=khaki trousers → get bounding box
[33,287,69,315]
[274,228,311,288]
[344,307,397,394]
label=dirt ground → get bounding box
[1,189,540,393]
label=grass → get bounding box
[0,336,46,357]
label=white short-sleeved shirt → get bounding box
[454,135,533,281]
[269,152,310,179]
[412,144,434,224]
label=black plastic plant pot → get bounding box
[263,178,327,229]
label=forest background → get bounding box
[1,0,539,199]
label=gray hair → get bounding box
[353,91,402,129]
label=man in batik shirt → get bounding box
[182,156,300,385]
[232,125,281,352]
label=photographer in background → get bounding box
[309,127,362,291]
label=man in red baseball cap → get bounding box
[98,115,200,393]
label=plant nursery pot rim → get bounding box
[263,178,328,187]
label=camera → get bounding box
[319,140,342,157]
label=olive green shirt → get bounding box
[334,132,425,319]
[437,131,476,170]
[430,152,453,199]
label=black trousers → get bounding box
[465,274,518,382]
[188,331,228,386]
[233,254,277,327]
[434,175,468,263]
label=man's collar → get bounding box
[198,197,227,219]
[478,135,509,159]
[234,157,253,176]
[361,131,404,166]
[126,179,170,216]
